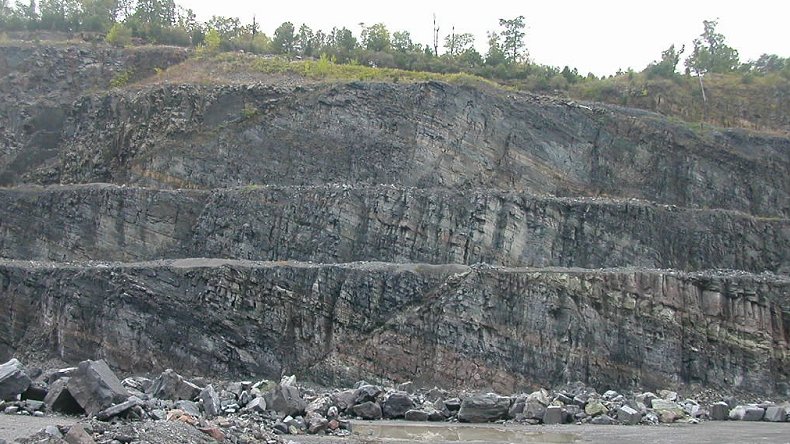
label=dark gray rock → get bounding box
[764,406,786,422]
[591,414,616,425]
[382,391,414,419]
[146,369,201,401]
[352,401,382,420]
[175,400,200,417]
[404,409,430,421]
[457,393,510,423]
[354,385,382,405]
[63,424,96,444]
[331,389,356,412]
[617,405,641,425]
[543,406,565,424]
[96,396,141,421]
[523,401,546,420]
[0,359,31,401]
[444,398,461,412]
[199,384,221,418]
[263,384,306,417]
[710,402,730,420]
[742,407,765,421]
[43,378,82,414]
[66,360,128,416]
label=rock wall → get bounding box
[0,185,786,272]
[1,80,788,217]
[1,260,788,394]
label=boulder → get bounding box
[199,385,221,418]
[457,393,510,423]
[331,389,356,412]
[96,396,142,421]
[584,401,608,417]
[729,406,747,420]
[305,395,333,416]
[306,411,328,434]
[354,384,382,404]
[404,409,430,421]
[66,360,129,416]
[742,407,765,421]
[764,406,786,422]
[352,401,382,420]
[175,400,201,417]
[617,405,641,425]
[543,406,565,424]
[523,401,546,420]
[63,424,96,444]
[710,402,730,420]
[245,396,266,413]
[44,378,82,413]
[0,359,31,401]
[382,391,414,419]
[146,369,201,401]
[263,384,307,417]
[651,399,684,417]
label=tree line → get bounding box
[1,0,788,88]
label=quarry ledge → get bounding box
[0,258,785,275]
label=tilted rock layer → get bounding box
[1,260,788,394]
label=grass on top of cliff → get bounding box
[150,51,503,90]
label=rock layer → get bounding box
[1,260,787,394]
[0,185,786,273]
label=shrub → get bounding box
[106,23,132,48]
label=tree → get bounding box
[751,54,786,74]
[392,30,415,52]
[684,19,739,74]
[361,23,390,52]
[271,21,296,55]
[499,15,526,63]
[645,44,684,78]
[80,0,123,32]
[485,31,506,66]
[331,26,356,51]
[296,24,315,57]
[443,27,474,58]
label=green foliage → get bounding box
[241,102,258,119]
[498,15,526,63]
[109,69,132,87]
[361,23,390,52]
[443,29,474,58]
[645,44,684,78]
[202,28,221,52]
[685,19,739,74]
[105,22,132,47]
[271,21,295,55]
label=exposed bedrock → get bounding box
[1,260,788,395]
[1,81,787,217]
[0,185,786,272]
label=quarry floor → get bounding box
[2,416,790,443]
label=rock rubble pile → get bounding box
[2,358,788,443]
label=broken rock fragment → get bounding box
[0,358,31,401]
[66,360,129,416]
[146,369,202,401]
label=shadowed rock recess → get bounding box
[0,44,789,396]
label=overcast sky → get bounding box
[181,0,789,76]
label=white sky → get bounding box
[181,0,790,76]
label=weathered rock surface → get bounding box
[0,260,788,394]
[0,185,786,273]
[0,358,31,401]
[457,393,511,422]
[0,79,787,219]
[66,360,129,416]
[146,369,201,401]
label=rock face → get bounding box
[0,42,788,398]
[0,260,788,394]
[0,185,786,273]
